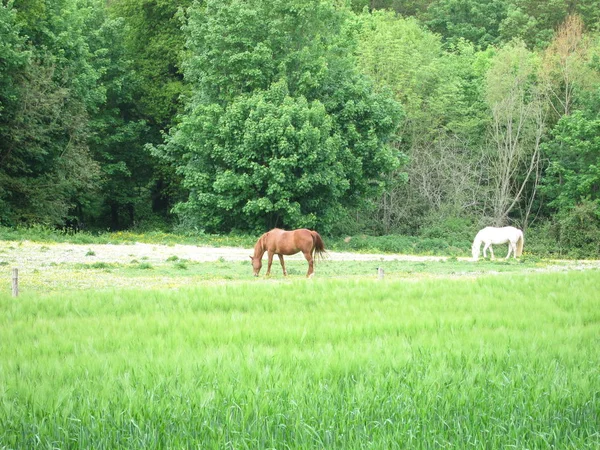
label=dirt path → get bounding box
[0,240,450,268]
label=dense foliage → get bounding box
[153,0,402,233]
[1,0,599,254]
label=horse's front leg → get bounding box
[303,251,314,278]
[483,243,490,259]
[266,251,274,276]
[278,254,287,276]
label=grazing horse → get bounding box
[250,228,326,278]
[471,226,524,261]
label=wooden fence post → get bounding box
[12,268,18,297]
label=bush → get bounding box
[555,201,600,257]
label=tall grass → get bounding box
[0,271,598,448]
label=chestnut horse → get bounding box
[250,228,326,278]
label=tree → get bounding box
[348,0,433,17]
[539,22,600,222]
[423,0,507,49]
[108,0,191,129]
[499,0,600,49]
[355,11,487,233]
[541,107,600,213]
[541,15,596,119]
[483,41,545,227]
[85,12,154,230]
[154,0,403,233]
[540,105,600,254]
[103,0,193,229]
[0,0,103,226]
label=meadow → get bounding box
[1,267,599,449]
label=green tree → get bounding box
[540,103,600,254]
[0,3,27,220]
[0,0,103,226]
[542,108,600,213]
[355,10,487,233]
[85,12,154,230]
[108,0,191,129]
[423,0,508,49]
[348,0,433,16]
[154,0,403,233]
[105,0,192,229]
[499,0,600,49]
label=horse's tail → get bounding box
[311,231,327,260]
[516,230,524,257]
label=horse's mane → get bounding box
[254,232,268,253]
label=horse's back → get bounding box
[264,228,313,255]
[477,226,522,243]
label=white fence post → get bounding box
[12,268,18,297]
[377,267,384,280]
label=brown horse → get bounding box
[250,228,326,278]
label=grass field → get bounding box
[1,235,596,294]
[1,269,599,449]
[0,253,591,293]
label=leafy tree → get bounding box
[154,0,403,233]
[423,0,508,49]
[104,0,192,229]
[85,12,154,230]
[499,0,599,49]
[355,10,487,233]
[108,0,191,129]
[542,108,600,213]
[540,101,600,255]
[0,0,103,226]
[0,2,28,223]
[348,0,433,16]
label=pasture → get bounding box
[0,240,599,448]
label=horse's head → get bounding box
[250,256,262,276]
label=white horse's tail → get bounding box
[516,231,524,257]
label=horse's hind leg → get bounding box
[303,251,314,278]
[278,254,287,276]
[506,242,516,259]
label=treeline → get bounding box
[1,0,599,252]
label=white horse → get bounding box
[471,226,524,261]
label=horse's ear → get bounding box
[249,256,253,260]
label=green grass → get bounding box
[1,271,599,449]
[0,253,576,294]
